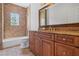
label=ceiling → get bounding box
[13,3,30,8]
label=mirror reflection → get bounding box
[39,3,79,27]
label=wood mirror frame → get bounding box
[39,3,54,28]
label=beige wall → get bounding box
[29,3,41,31]
[4,4,27,39]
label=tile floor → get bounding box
[0,46,34,56]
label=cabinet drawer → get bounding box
[55,42,75,56]
[55,34,79,47]
[39,32,54,40]
[55,34,75,46]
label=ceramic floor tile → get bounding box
[0,46,34,56]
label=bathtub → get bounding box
[3,36,29,48]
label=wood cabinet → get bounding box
[34,33,42,55]
[55,34,74,45]
[38,32,53,41]
[29,32,35,53]
[0,3,2,50]
[29,31,42,55]
[29,31,79,56]
[42,40,54,56]
[39,32,55,56]
[55,34,79,56]
[55,34,79,47]
[55,42,75,56]
[29,31,55,56]
[55,42,79,56]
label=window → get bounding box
[10,12,20,26]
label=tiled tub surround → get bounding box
[4,3,27,39]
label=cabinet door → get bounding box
[55,42,75,56]
[29,32,35,53]
[0,3,2,50]
[35,37,42,55]
[74,48,79,56]
[42,40,54,56]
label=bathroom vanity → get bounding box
[29,3,79,56]
[29,30,79,56]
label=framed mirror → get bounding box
[39,3,54,27]
[39,3,79,28]
[39,8,47,27]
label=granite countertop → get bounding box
[40,30,79,36]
